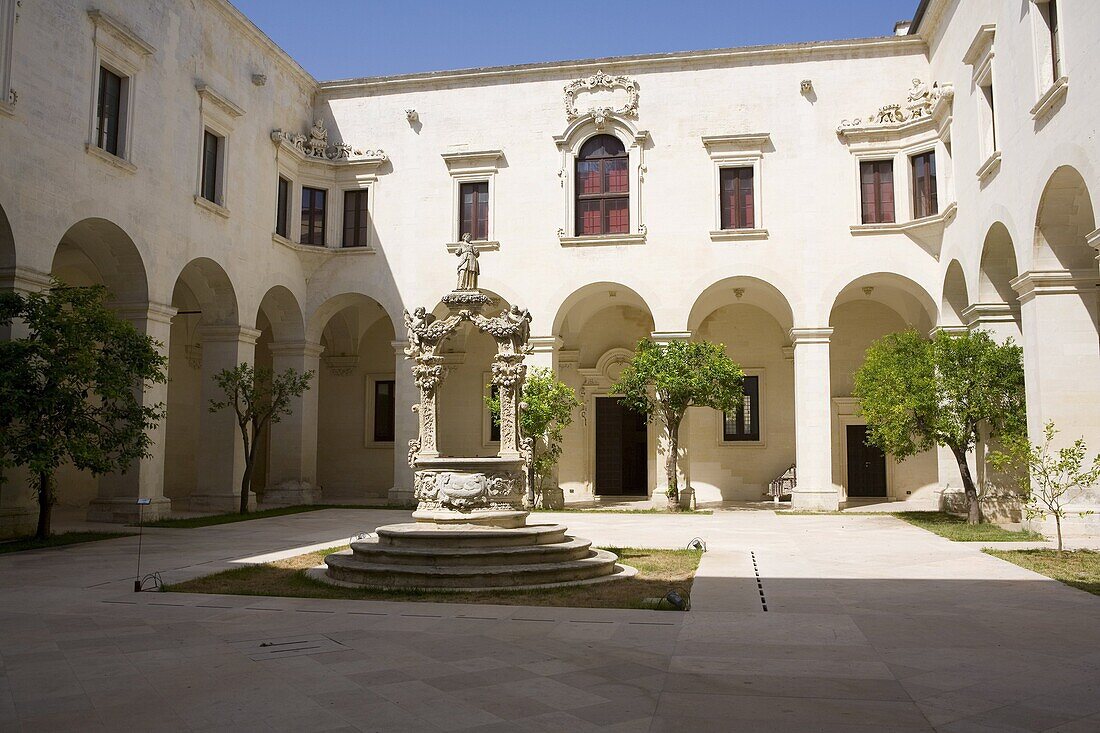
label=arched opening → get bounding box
[1034,166,1097,271]
[553,283,655,501]
[164,258,239,510]
[686,277,796,502]
[829,274,939,505]
[975,222,1022,341]
[940,260,969,328]
[0,200,14,271]
[252,286,306,498]
[432,291,510,459]
[308,293,396,501]
[576,134,629,236]
[48,218,149,517]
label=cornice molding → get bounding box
[789,328,833,344]
[701,133,771,153]
[205,0,317,93]
[441,149,503,174]
[962,24,996,67]
[837,79,953,143]
[196,83,245,119]
[1011,270,1100,302]
[87,8,155,57]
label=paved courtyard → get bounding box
[0,509,1098,732]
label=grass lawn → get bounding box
[0,531,132,554]
[984,549,1100,595]
[894,511,1043,541]
[140,504,410,529]
[166,546,703,610]
[533,507,713,515]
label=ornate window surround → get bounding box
[1027,0,1069,121]
[963,24,1001,182]
[271,122,386,253]
[716,368,766,447]
[0,0,18,117]
[363,372,397,448]
[554,116,649,247]
[194,83,243,218]
[84,9,154,171]
[701,134,771,242]
[838,81,956,239]
[441,149,503,252]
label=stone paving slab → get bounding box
[0,507,1097,730]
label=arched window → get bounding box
[575,134,628,236]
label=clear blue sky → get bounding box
[231,0,921,80]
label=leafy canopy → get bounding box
[853,328,1025,458]
[612,339,744,426]
[208,363,313,435]
[0,282,167,481]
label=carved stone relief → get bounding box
[564,70,639,129]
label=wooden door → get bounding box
[846,424,887,498]
[595,397,648,496]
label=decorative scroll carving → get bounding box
[414,470,523,511]
[837,79,953,132]
[270,119,386,161]
[564,70,639,129]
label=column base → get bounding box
[0,506,37,539]
[87,496,172,524]
[189,492,256,514]
[791,489,840,511]
[261,482,320,507]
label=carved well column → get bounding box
[412,353,445,459]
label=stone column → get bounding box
[0,266,52,537]
[189,324,260,513]
[790,328,837,510]
[963,303,1022,344]
[1014,270,1100,508]
[390,340,417,505]
[262,340,324,506]
[86,301,176,523]
[651,331,693,506]
[527,336,560,372]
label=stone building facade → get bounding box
[1,0,1098,534]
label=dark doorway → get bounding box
[595,396,648,496]
[846,424,888,498]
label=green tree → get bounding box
[853,329,1025,525]
[612,339,743,509]
[0,283,167,539]
[487,367,580,507]
[208,364,313,514]
[992,422,1100,550]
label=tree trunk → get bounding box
[666,421,679,511]
[1055,514,1063,551]
[35,471,53,541]
[951,445,981,525]
[528,442,538,509]
[240,423,256,514]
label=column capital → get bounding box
[1086,227,1100,251]
[112,300,177,325]
[198,324,262,344]
[267,340,324,359]
[390,339,410,351]
[928,324,969,337]
[789,327,833,344]
[0,265,52,293]
[650,331,692,343]
[961,302,1020,326]
[1010,269,1100,303]
[529,335,562,353]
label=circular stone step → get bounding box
[324,548,621,589]
[349,537,593,567]
[375,522,568,549]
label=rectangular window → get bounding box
[275,177,290,238]
[459,182,489,241]
[721,376,756,440]
[979,81,997,154]
[342,189,369,247]
[96,66,123,156]
[859,160,895,224]
[719,167,755,230]
[723,375,760,442]
[373,379,395,442]
[200,130,221,203]
[1047,0,1062,80]
[301,187,326,246]
[911,151,938,219]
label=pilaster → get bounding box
[262,340,324,506]
[790,328,837,510]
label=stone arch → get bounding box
[171,257,238,328]
[50,218,148,304]
[551,281,654,338]
[256,285,305,343]
[0,199,14,270]
[940,260,969,327]
[1033,165,1097,271]
[686,276,795,334]
[828,273,938,335]
[979,222,1020,304]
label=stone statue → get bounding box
[455,235,479,291]
[308,119,328,157]
[906,78,931,118]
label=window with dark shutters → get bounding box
[575,135,629,236]
[911,151,938,219]
[719,167,755,230]
[859,160,895,224]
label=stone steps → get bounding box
[349,536,593,566]
[324,548,620,589]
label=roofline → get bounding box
[319,34,926,93]
[213,0,318,93]
[908,0,932,35]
